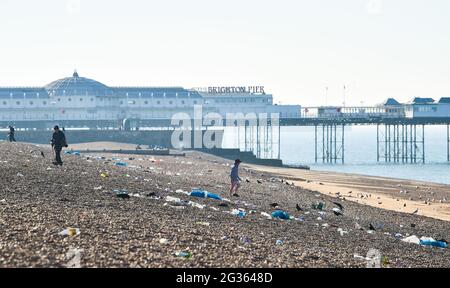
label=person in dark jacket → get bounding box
[8,126,16,142]
[51,125,68,166]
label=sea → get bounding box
[224,125,450,185]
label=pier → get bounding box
[4,105,450,165]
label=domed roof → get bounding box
[45,71,113,96]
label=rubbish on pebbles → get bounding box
[59,228,81,237]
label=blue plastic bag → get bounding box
[190,189,222,201]
[114,162,128,167]
[271,210,290,220]
[420,239,448,248]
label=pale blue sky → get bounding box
[0,0,449,106]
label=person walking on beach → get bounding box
[7,126,16,142]
[50,125,68,166]
[229,159,242,197]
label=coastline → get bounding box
[246,164,450,222]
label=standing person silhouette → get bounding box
[229,159,242,197]
[51,125,68,166]
[8,126,16,142]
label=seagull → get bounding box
[412,209,419,215]
[257,179,262,184]
[270,203,279,208]
[369,224,376,231]
[332,208,343,216]
[245,178,251,183]
[332,202,344,210]
[296,204,303,211]
[41,151,45,158]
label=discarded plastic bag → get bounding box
[271,210,290,220]
[190,189,223,201]
[59,228,80,236]
[114,162,128,167]
[420,238,448,248]
[114,189,130,199]
[401,235,420,245]
[232,209,247,218]
[174,251,192,259]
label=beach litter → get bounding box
[402,235,420,245]
[59,228,81,237]
[271,210,290,220]
[419,237,448,248]
[276,240,284,245]
[114,162,128,167]
[337,228,348,236]
[173,251,193,259]
[159,238,168,245]
[64,151,81,156]
[261,212,272,219]
[165,196,187,206]
[240,237,251,244]
[311,202,325,210]
[114,189,130,199]
[190,189,223,201]
[93,186,103,191]
[232,209,247,218]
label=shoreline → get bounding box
[246,164,450,222]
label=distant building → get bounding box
[0,71,300,128]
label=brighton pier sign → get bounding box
[194,86,265,94]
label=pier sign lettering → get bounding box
[195,86,265,94]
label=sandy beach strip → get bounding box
[246,165,450,222]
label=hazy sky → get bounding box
[1,0,449,106]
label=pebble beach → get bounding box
[1,142,449,268]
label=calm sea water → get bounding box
[224,126,450,185]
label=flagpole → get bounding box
[343,85,346,107]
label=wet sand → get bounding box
[246,165,450,222]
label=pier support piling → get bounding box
[377,124,425,163]
[314,124,345,163]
